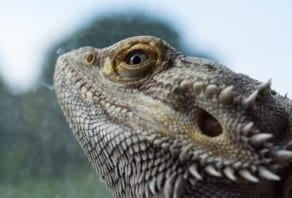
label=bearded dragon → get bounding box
[54,36,292,198]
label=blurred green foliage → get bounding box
[0,13,213,197]
[0,171,110,198]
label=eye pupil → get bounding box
[126,50,148,65]
[131,55,142,64]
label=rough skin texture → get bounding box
[54,36,292,198]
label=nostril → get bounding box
[196,108,223,137]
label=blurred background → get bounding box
[0,0,291,197]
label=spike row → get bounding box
[238,120,275,149]
[256,144,292,165]
[190,81,271,109]
[187,161,282,183]
[180,80,273,109]
[183,82,236,106]
[241,126,292,167]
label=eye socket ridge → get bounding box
[125,49,148,65]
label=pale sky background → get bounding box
[0,0,291,96]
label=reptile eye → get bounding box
[109,43,158,82]
[85,53,95,65]
[126,50,148,65]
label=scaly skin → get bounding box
[54,36,292,198]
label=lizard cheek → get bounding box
[196,108,223,137]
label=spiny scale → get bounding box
[243,90,258,108]
[242,79,272,109]
[258,166,280,181]
[192,82,205,95]
[218,85,234,105]
[258,79,272,92]
[223,166,237,181]
[239,169,259,183]
[242,122,254,135]
[205,84,219,98]
[205,165,222,177]
[273,150,292,162]
[188,164,202,180]
[250,133,273,147]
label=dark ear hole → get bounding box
[196,108,223,137]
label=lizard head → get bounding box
[54,36,292,196]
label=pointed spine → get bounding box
[205,165,222,177]
[258,166,280,181]
[239,169,259,183]
[250,133,273,147]
[188,164,202,180]
[218,85,234,105]
[223,166,237,181]
[273,150,292,162]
